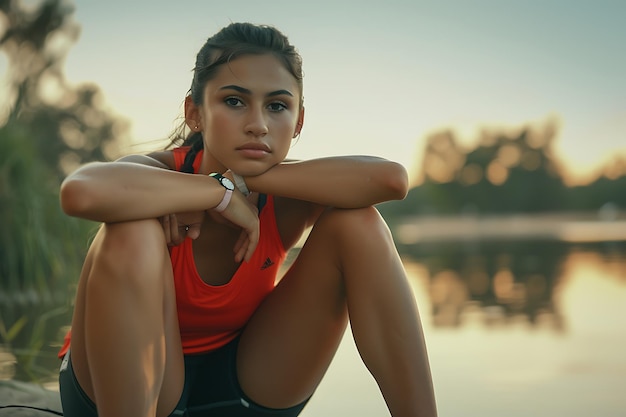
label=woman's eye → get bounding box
[268,102,287,112]
[225,97,243,107]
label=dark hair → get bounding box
[167,23,304,173]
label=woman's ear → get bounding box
[293,107,305,138]
[184,95,202,132]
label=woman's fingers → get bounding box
[216,192,259,262]
[231,214,258,263]
[185,223,202,240]
[161,214,172,245]
[243,221,259,263]
[162,213,200,246]
[169,214,182,244]
[162,194,256,256]
[233,229,247,259]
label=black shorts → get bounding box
[59,336,309,416]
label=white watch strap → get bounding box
[232,173,250,196]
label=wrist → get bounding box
[209,173,235,212]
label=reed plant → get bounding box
[0,123,94,382]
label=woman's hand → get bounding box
[209,189,260,263]
[160,211,205,247]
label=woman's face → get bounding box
[192,53,303,176]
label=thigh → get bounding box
[236,209,353,410]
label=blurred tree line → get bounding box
[0,0,624,381]
[379,119,626,220]
[0,0,127,378]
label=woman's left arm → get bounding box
[243,156,409,208]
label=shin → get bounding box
[322,207,437,417]
[71,219,183,417]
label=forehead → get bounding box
[206,54,300,97]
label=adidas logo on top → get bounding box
[260,257,274,270]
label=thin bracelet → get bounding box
[232,173,250,196]
[214,188,233,212]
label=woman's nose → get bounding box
[245,107,269,136]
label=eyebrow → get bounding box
[219,84,294,97]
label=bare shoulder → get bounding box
[147,150,175,169]
[116,151,175,170]
[273,196,325,250]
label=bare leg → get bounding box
[238,207,437,417]
[68,220,184,417]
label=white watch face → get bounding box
[221,177,235,191]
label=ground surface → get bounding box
[0,380,62,416]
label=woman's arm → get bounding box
[60,159,226,223]
[244,156,409,208]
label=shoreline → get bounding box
[393,213,626,244]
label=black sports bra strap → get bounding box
[257,194,267,212]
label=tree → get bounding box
[1,0,129,291]
[0,0,128,381]
[455,122,566,213]
[402,119,568,215]
[1,0,128,177]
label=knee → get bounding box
[100,219,166,257]
[317,207,394,246]
[89,219,169,287]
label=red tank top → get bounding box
[58,147,286,357]
[171,148,286,353]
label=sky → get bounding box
[36,0,626,184]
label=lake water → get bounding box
[2,237,626,416]
[302,239,626,417]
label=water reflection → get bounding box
[398,240,626,333]
[303,242,626,417]
[2,239,626,416]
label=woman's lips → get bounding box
[237,143,271,159]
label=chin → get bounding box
[233,160,276,177]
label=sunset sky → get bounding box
[54,1,626,185]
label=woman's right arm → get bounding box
[60,157,225,223]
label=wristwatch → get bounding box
[209,173,235,212]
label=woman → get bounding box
[58,22,437,417]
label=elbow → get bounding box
[386,162,409,200]
[60,162,110,218]
[60,175,96,218]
